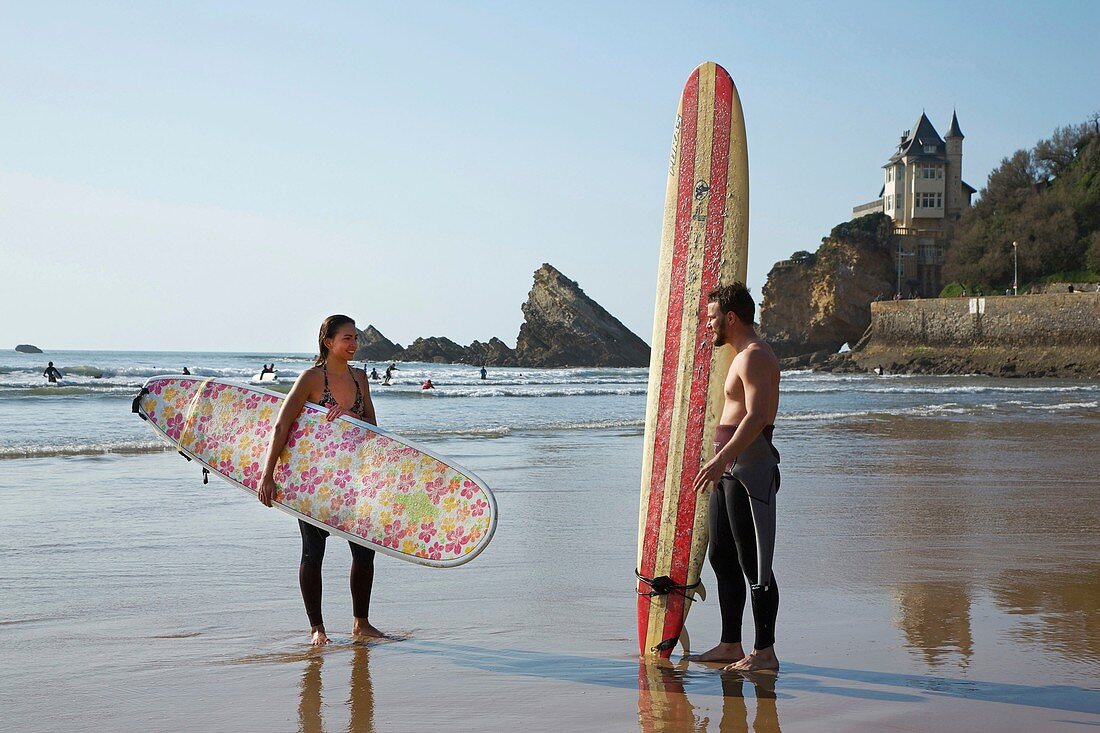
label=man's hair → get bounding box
[708,283,755,325]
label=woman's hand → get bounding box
[258,474,278,507]
[325,405,351,422]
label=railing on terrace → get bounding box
[893,227,946,238]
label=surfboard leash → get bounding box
[634,569,702,600]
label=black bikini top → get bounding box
[319,364,364,417]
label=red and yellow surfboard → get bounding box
[636,62,749,657]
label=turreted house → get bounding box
[852,112,976,296]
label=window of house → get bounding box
[921,164,943,180]
[924,144,936,153]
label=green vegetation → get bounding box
[945,115,1100,290]
[939,282,966,298]
[826,212,893,247]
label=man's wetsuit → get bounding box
[708,423,780,650]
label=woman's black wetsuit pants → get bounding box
[298,520,375,628]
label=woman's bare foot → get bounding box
[351,617,385,639]
[310,626,330,646]
[686,642,745,663]
[724,646,779,672]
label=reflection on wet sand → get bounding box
[298,646,375,733]
[893,581,974,669]
[636,660,780,733]
[992,565,1100,665]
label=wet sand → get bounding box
[2,412,1098,731]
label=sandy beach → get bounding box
[1,360,1097,731]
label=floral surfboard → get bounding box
[134,376,497,567]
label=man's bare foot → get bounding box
[310,626,330,646]
[686,642,745,663]
[351,618,385,639]
[724,646,779,672]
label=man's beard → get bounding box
[713,328,727,347]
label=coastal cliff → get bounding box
[760,215,894,358]
[353,264,646,368]
[515,264,649,368]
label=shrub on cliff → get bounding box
[825,213,892,248]
[946,116,1100,288]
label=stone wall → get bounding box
[836,293,1100,377]
[869,293,1100,347]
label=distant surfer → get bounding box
[480,366,487,380]
[421,379,435,390]
[689,283,782,672]
[384,363,397,381]
[258,314,383,646]
[182,367,191,375]
[43,362,63,383]
[369,368,380,380]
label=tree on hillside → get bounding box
[946,115,1100,288]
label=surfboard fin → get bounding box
[691,582,706,603]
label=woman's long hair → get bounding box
[315,314,356,367]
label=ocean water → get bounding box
[1,350,1098,731]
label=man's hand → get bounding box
[693,456,725,493]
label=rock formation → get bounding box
[515,264,650,367]
[15,344,43,354]
[760,214,895,358]
[352,264,647,368]
[354,325,402,362]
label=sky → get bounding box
[2,1,1098,352]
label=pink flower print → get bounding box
[333,469,352,489]
[274,462,292,484]
[286,424,308,448]
[460,480,477,499]
[342,487,360,507]
[354,516,374,537]
[282,482,299,501]
[300,467,322,494]
[218,458,234,476]
[445,528,469,555]
[208,383,230,398]
[146,408,158,423]
[418,521,437,543]
[244,394,260,410]
[470,498,489,517]
[425,478,447,505]
[149,382,165,395]
[165,413,185,440]
[242,462,262,490]
[314,423,334,442]
[427,541,444,560]
[382,520,405,549]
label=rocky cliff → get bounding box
[515,264,650,367]
[15,344,43,354]
[354,325,402,361]
[352,264,643,367]
[760,214,895,358]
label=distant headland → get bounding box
[355,264,650,369]
[760,113,1100,378]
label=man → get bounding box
[689,283,782,672]
[43,362,63,383]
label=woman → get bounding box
[258,314,381,645]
